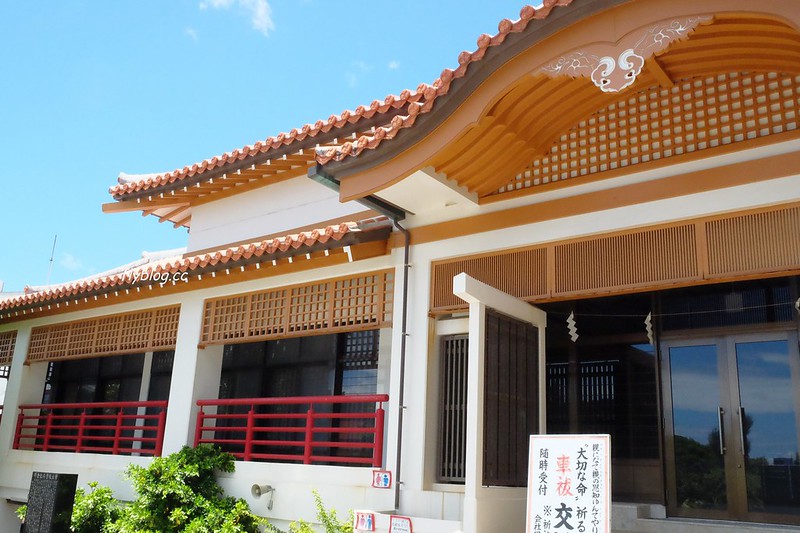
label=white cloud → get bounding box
[200,0,235,9]
[199,0,274,37]
[185,27,199,41]
[345,60,372,88]
[60,253,82,272]
[388,60,400,70]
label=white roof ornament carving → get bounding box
[541,15,714,93]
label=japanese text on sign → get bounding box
[526,434,610,533]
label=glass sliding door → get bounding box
[664,342,729,514]
[663,332,800,524]
[733,336,800,520]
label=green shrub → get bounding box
[71,482,121,533]
[112,445,264,533]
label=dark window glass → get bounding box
[542,293,661,503]
[48,355,144,405]
[43,354,145,454]
[147,351,175,402]
[661,277,794,331]
[339,330,379,396]
[217,331,381,464]
[140,351,175,451]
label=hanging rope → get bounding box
[547,299,798,320]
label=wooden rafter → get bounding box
[158,205,192,224]
[647,57,674,88]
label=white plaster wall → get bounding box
[186,176,367,252]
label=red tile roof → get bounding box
[110,1,573,199]
[109,88,429,197]
[316,1,575,164]
[0,219,390,315]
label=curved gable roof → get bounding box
[107,1,585,208]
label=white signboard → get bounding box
[389,515,413,533]
[526,434,611,533]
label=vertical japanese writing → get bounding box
[539,447,549,497]
[528,436,608,533]
[591,443,601,533]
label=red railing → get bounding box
[14,401,168,457]
[194,394,388,467]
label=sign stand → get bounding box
[526,434,611,533]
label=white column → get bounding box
[161,296,224,454]
[0,326,48,454]
[462,301,486,533]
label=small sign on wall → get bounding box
[372,470,392,489]
[389,515,413,533]
[354,511,376,531]
[526,434,611,533]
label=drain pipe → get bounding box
[308,165,410,511]
[391,216,410,511]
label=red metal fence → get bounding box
[194,394,388,467]
[14,401,167,457]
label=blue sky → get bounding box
[0,0,526,292]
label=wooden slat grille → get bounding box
[553,225,698,295]
[430,204,800,312]
[438,335,468,483]
[201,270,394,346]
[27,305,180,363]
[706,206,800,277]
[0,331,17,367]
[431,248,547,310]
[498,72,800,194]
[483,310,539,487]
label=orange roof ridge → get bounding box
[0,218,391,314]
[110,1,573,199]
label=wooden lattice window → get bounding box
[201,270,394,346]
[499,72,800,194]
[0,331,17,367]
[27,305,181,363]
